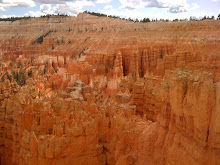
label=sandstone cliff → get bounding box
[0,13,220,165]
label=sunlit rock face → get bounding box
[0,13,220,165]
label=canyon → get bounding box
[0,13,220,165]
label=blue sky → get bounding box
[0,0,219,20]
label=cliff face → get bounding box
[0,13,220,165]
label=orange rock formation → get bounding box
[0,13,220,165]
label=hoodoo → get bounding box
[0,13,220,165]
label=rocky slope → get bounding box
[0,13,220,165]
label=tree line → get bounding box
[0,16,31,22]
[0,14,69,22]
[0,12,219,23]
[84,11,220,23]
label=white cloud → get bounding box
[119,0,189,13]
[25,10,44,17]
[53,3,80,15]
[0,6,5,11]
[40,4,51,11]
[169,6,187,13]
[102,5,219,21]
[53,1,94,15]
[101,6,210,20]
[25,1,95,17]
[104,5,112,10]
[33,0,102,4]
[96,0,111,3]
[33,0,72,4]
[0,14,17,18]
[191,3,200,10]
[119,0,142,9]
[25,4,52,16]
[40,4,52,14]
[0,0,35,9]
[211,0,219,2]
[34,0,110,4]
[102,8,145,19]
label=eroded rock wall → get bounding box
[0,13,220,165]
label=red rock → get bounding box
[0,13,219,165]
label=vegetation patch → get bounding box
[31,30,52,45]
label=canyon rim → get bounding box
[0,13,220,165]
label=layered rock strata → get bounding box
[0,13,220,165]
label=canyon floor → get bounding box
[0,13,220,165]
